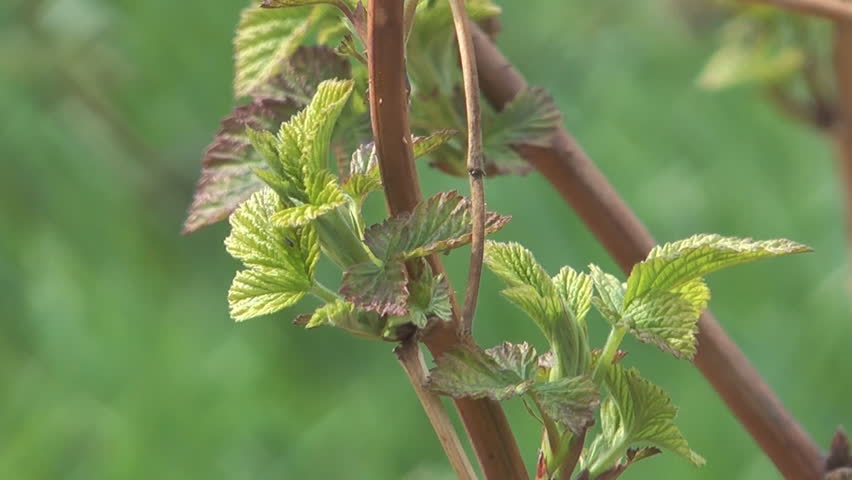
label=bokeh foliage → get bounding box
[0,0,848,478]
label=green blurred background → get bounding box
[1,0,849,478]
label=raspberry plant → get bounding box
[183,1,836,479]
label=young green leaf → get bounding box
[534,375,599,434]
[609,235,808,359]
[340,261,409,316]
[303,299,386,339]
[484,241,556,298]
[485,242,588,378]
[589,264,626,325]
[624,286,707,359]
[257,45,355,103]
[234,6,319,97]
[184,46,351,234]
[553,266,593,324]
[482,87,561,169]
[427,343,537,401]
[271,79,355,178]
[365,191,510,262]
[404,264,453,327]
[272,169,347,226]
[499,285,561,333]
[342,143,382,202]
[412,130,459,159]
[588,364,704,474]
[625,234,810,308]
[225,188,320,321]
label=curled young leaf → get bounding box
[485,242,588,378]
[340,260,409,316]
[272,169,348,226]
[303,299,386,339]
[534,375,599,434]
[553,266,593,324]
[427,343,537,401]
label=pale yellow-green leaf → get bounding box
[224,188,319,321]
[274,79,355,173]
[271,167,346,226]
[589,264,626,325]
[553,266,593,324]
[234,7,317,97]
[229,269,308,321]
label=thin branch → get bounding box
[395,340,477,480]
[470,25,826,480]
[741,0,852,22]
[833,20,852,293]
[367,2,528,478]
[447,0,486,338]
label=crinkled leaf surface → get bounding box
[589,264,626,325]
[534,375,599,434]
[365,191,510,261]
[183,99,300,234]
[595,364,705,469]
[616,234,808,359]
[625,279,710,358]
[304,299,385,339]
[481,87,561,171]
[234,6,317,97]
[553,266,593,324]
[485,241,555,297]
[184,47,350,234]
[624,234,810,306]
[342,143,381,201]
[272,169,347,226]
[340,260,408,316]
[404,264,453,327]
[225,188,319,321]
[427,343,537,401]
[270,79,355,178]
[485,241,588,376]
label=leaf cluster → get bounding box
[427,235,809,478]
[221,78,509,341]
[181,1,815,478]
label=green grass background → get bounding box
[0,0,849,478]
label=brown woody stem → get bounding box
[447,0,487,338]
[367,2,528,478]
[395,341,477,480]
[471,25,826,480]
[834,20,852,294]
